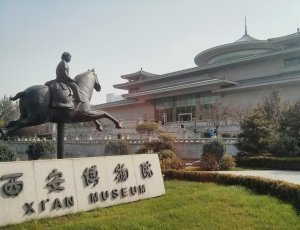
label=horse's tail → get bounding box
[10,91,26,101]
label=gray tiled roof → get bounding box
[114,46,300,89]
[121,70,157,79]
[123,79,237,99]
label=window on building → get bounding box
[155,93,219,122]
[176,106,196,121]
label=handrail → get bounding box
[5,137,238,144]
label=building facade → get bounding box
[94,30,300,124]
[106,93,123,103]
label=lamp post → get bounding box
[57,122,65,159]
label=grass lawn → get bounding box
[2,180,300,229]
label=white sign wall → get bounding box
[0,154,165,227]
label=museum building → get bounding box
[93,29,300,124]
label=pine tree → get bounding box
[0,95,19,127]
[237,107,274,154]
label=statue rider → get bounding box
[56,52,84,103]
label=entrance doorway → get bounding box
[178,113,192,122]
[156,109,173,124]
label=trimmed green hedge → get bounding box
[236,157,300,171]
[163,169,300,210]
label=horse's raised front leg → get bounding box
[93,120,103,131]
[0,119,26,138]
[0,118,44,139]
[82,110,122,129]
[0,129,7,139]
[0,120,20,138]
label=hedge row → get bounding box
[236,157,300,171]
[163,169,300,210]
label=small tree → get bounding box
[236,107,274,154]
[220,154,236,170]
[202,139,226,161]
[200,139,226,171]
[160,157,185,170]
[0,142,17,161]
[210,103,227,135]
[225,105,251,126]
[26,141,56,160]
[158,149,176,160]
[136,122,159,137]
[262,88,282,122]
[158,133,176,143]
[104,140,131,156]
[0,95,19,127]
[278,100,300,141]
[0,119,5,128]
[136,132,176,154]
[199,154,220,171]
[268,133,300,157]
[268,99,300,156]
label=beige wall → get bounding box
[212,57,283,81]
[221,87,271,108]
[96,101,155,122]
[221,82,300,108]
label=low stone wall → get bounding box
[174,139,238,159]
[7,138,238,160]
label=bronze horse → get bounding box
[0,69,121,138]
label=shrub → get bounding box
[27,141,56,160]
[104,140,131,156]
[203,132,211,138]
[268,133,300,157]
[158,133,176,143]
[278,100,300,141]
[221,133,231,138]
[158,149,176,160]
[220,154,236,170]
[199,154,220,171]
[236,156,300,171]
[202,139,226,161]
[136,146,148,154]
[136,122,159,136]
[0,142,17,162]
[149,140,175,152]
[141,132,176,154]
[160,157,185,170]
[143,140,160,152]
[200,140,227,171]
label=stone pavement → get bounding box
[217,170,300,185]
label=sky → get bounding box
[0,0,299,105]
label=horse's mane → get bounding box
[74,70,95,83]
[75,70,92,78]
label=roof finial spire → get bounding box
[244,16,248,35]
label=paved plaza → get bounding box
[217,170,300,185]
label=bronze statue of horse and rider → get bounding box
[0,52,121,138]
